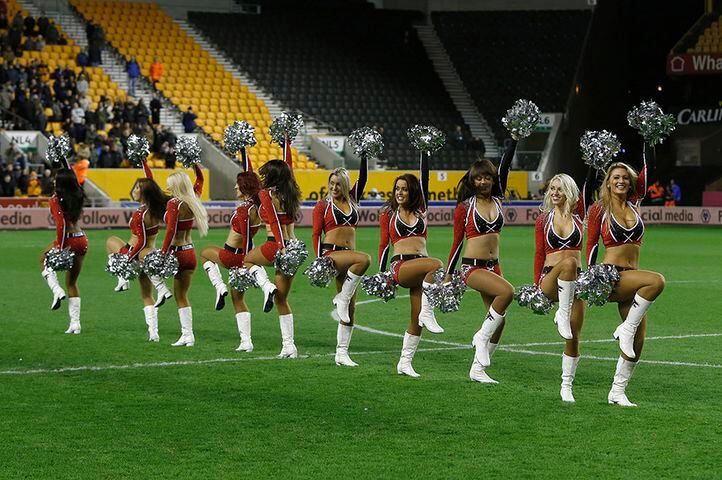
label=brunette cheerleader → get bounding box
[40,160,87,334]
[242,154,302,358]
[378,153,444,377]
[160,164,209,346]
[586,145,666,407]
[311,154,370,366]
[445,138,517,383]
[200,154,262,351]
[533,170,594,401]
[105,159,168,341]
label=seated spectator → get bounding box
[97,142,121,168]
[366,188,381,201]
[26,170,42,196]
[182,106,197,133]
[14,165,29,195]
[45,23,60,45]
[647,180,665,206]
[76,48,89,67]
[40,168,53,195]
[0,172,15,197]
[450,125,465,150]
[37,14,50,37]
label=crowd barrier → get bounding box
[2,205,721,230]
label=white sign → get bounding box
[535,114,555,132]
[676,107,722,125]
[1,131,39,152]
[318,136,345,154]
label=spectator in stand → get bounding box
[23,34,41,52]
[126,56,140,97]
[182,106,197,133]
[15,165,29,195]
[150,93,161,125]
[0,1,8,29]
[27,170,42,196]
[72,158,90,185]
[647,180,665,206]
[6,141,26,170]
[40,168,53,195]
[96,96,112,129]
[45,22,60,45]
[76,142,91,162]
[135,98,149,125]
[366,188,381,201]
[107,120,122,139]
[450,125,465,150]
[669,179,681,205]
[0,83,12,112]
[79,93,91,112]
[149,57,163,86]
[88,42,102,66]
[8,23,21,55]
[37,13,50,38]
[23,14,35,37]
[0,172,15,197]
[76,48,89,67]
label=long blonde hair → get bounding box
[327,168,353,204]
[167,171,209,236]
[599,162,639,221]
[541,173,579,216]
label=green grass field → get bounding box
[1,225,721,479]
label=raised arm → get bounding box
[161,200,180,254]
[311,201,326,257]
[142,159,153,180]
[633,143,656,203]
[446,203,467,275]
[494,139,518,198]
[240,147,252,173]
[284,136,293,170]
[585,202,603,267]
[350,154,368,202]
[49,196,66,249]
[126,209,148,260]
[192,164,204,197]
[420,153,430,209]
[258,189,285,249]
[533,214,547,284]
[577,167,597,220]
[378,208,391,271]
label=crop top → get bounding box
[161,164,204,253]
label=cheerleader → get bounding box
[199,154,262,352]
[533,170,594,401]
[105,159,168,341]
[40,163,87,334]
[311,154,370,367]
[445,138,517,383]
[160,165,208,347]
[242,156,302,358]
[586,145,666,407]
[379,153,444,377]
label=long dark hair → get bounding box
[456,159,497,203]
[259,159,301,218]
[55,169,84,222]
[237,171,261,205]
[134,178,168,221]
[385,173,423,213]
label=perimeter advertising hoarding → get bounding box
[2,206,721,230]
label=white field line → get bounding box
[501,348,722,369]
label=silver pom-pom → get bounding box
[269,112,304,147]
[348,127,384,159]
[228,267,258,293]
[361,271,397,303]
[575,264,621,306]
[105,253,141,280]
[175,136,202,168]
[501,99,541,138]
[580,130,621,170]
[126,134,150,167]
[142,250,179,279]
[407,125,446,154]
[627,101,676,146]
[44,247,74,271]
[46,134,72,165]
[303,256,338,288]
[274,239,309,276]
[423,269,467,313]
[515,284,553,315]
[224,121,257,154]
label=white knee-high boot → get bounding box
[65,297,81,334]
[150,275,173,308]
[560,354,580,402]
[171,306,195,347]
[418,281,443,334]
[277,313,297,358]
[335,323,358,367]
[250,265,277,313]
[42,267,66,310]
[203,260,228,311]
[613,293,653,359]
[235,312,253,352]
[469,342,499,384]
[333,271,362,323]
[554,279,575,340]
[397,332,421,377]
[608,356,638,407]
[143,305,159,342]
[472,307,504,367]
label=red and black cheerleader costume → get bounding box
[160,164,204,271]
[258,153,294,262]
[311,155,368,257]
[50,195,88,257]
[219,200,261,268]
[121,160,160,260]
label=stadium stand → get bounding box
[688,14,722,53]
[70,0,313,171]
[188,4,482,170]
[432,10,591,145]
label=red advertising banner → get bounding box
[0,197,50,208]
[2,206,722,230]
[667,53,722,75]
